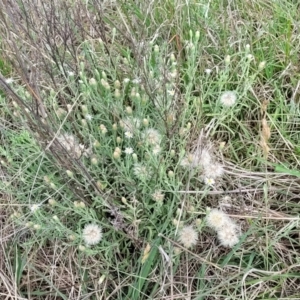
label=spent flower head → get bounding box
[133,163,151,180]
[203,162,224,179]
[122,117,141,133]
[217,224,240,248]
[56,133,86,159]
[178,225,198,248]
[206,208,232,231]
[142,128,161,145]
[220,91,237,107]
[152,190,165,202]
[83,223,102,246]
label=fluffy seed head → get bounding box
[83,223,102,246]
[122,117,141,133]
[180,148,212,169]
[142,128,161,145]
[217,224,239,248]
[220,91,237,107]
[152,144,161,155]
[206,208,232,231]
[56,133,86,159]
[152,190,165,202]
[133,163,151,180]
[203,162,224,179]
[178,225,198,248]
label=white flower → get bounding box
[83,223,102,246]
[206,208,232,231]
[178,225,198,248]
[204,177,215,186]
[85,114,93,121]
[30,204,41,212]
[123,78,130,84]
[205,69,212,75]
[125,131,133,139]
[124,147,134,154]
[220,91,237,107]
[167,90,175,96]
[5,78,14,84]
[142,128,161,145]
[217,224,239,248]
[67,71,74,77]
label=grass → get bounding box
[0,0,300,299]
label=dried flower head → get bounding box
[180,148,212,169]
[206,208,231,231]
[121,117,141,133]
[152,190,165,202]
[152,144,161,155]
[203,162,224,179]
[142,128,161,145]
[220,91,237,107]
[56,133,87,159]
[217,224,239,248]
[178,225,198,248]
[83,223,102,246]
[133,163,151,180]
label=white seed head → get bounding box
[203,162,224,179]
[142,128,161,145]
[206,208,232,231]
[217,224,239,248]
[178,225,198,248]
[152,144,161,155]
[220,91,237,107]
[122,117,141,133]
[133,163,150,180]
[83,224,102,246]
[152,190,165,202]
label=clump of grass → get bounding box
[0,0,300,299]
